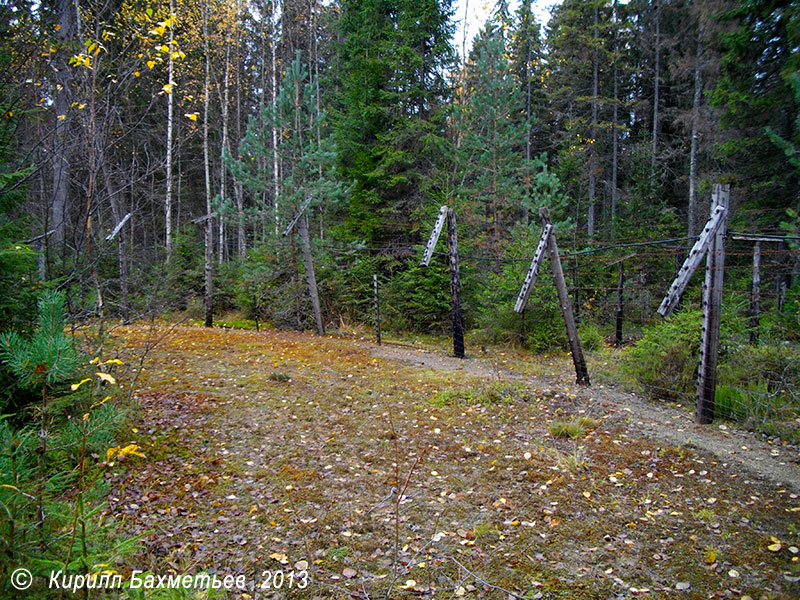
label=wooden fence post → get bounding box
[447,208,465,359]
[297,215,324,336]
[696,184,728,424]
[616,262,624,347]
[374,273,381,345]
[750,242,760,345]
[606,253,635,347]
[540,208,589,385]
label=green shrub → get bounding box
[619,309,703,400]
[619,307,800,436]
[577,322,604,351]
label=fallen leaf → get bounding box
[268,552,288,564]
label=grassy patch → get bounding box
[549,415,599,439]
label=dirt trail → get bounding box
[370,341,800,492]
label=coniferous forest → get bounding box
[1,0,800,598]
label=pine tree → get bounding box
[456,22,533,256]
[510,0,544,226]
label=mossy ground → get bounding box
[106,325,800,599]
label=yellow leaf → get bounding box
[96,372,117,385]
[705,550,717,564]
[103,358,123,365]
[134,71,140,77]
[146,60,155,69]
[185,113,198,121]
[162,83,172,94]
[58,114,66,121]
[159,44,169,53]
[768,543,782,552]
[90,395,112,409]
[403,580,416,590]
[268,552,288,564]
[71,378,92,391]
[107,444,144,462]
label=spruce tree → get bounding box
[332,0,455,245]
[712,0,800,228]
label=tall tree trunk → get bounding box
[104,167,129,323]
[588,3,599,239]
[235,1,246,259]
[611,0,619,237]
[164,0,175,256]
[271,2,280,234]
[50,0,77,254]
[218,43,230,265]
[688,25,704,240]
[524,20,532,228]
[203,0,214,327]
[651,0,661,170]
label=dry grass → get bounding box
[106,325,800,599]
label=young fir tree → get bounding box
[510,0,545,226]
[545,0,613,239]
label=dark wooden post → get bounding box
[616,261,624,347]
[447,208,465,359]
[607,253,635,347]
[297,215,324,336]
[696,184,728,424]
[373,273,381,345]
[540,208,589,385]
[750,242,760,345]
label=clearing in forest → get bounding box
[108,325,799,599]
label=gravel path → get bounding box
[369,341,800,492]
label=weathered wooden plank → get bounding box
[282,196,313,237]
[658,204,726,317]
[374,273,381,346]
[749,242,760,345]
[420,205,448,266]
[514,223,553,313]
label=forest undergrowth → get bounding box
[88,324,800,599]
